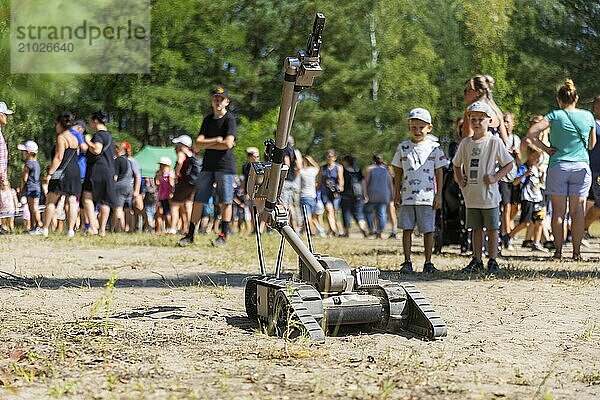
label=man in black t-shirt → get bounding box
[179,87,237,247]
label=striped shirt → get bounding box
[0,127,7,181]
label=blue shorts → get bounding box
[145,204,156,221]
[203,202,214,217]
[546,162,591,197]
[300,196,316,216]
[194,171,234,204]
[25,190,40,199]
[399,204,435,233]
[321,190,341,209]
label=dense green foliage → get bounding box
[1,0,599,181]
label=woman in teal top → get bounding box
[527,79,596,261]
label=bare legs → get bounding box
[324,203,339,235]
[42,192,59,231]
[550,195,567,258]
[82,191,109,236]
[27,197,42,229]
[402,230,433,264]
[569,195,586,258]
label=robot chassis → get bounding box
[244,14,447,343]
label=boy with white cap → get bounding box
[452,101,514,274]
[392,107,449,274]
[17,140,43,233]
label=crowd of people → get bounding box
[0,77,599,274]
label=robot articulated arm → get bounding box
[245,13,328,282]
[246,13,325,223]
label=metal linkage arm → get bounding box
[264,13,325,214]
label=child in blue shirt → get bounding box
[17,140,42,232]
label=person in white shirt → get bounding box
[392,108,449,274]
[453,101,513,274]
[298,155,321,234]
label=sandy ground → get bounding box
[0,233,599,399]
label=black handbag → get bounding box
[49,149,76,181]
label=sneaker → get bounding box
[177,235,193,247]
[399,261,413,274]
[565,231,572,243]
[211,234,227,247]
[66,229,75,238]
[29,227,44,235]
[544,240,556,250]
[521,240,534,248]
[531,242,549,253]
[487,259,500,274]
[388,232,397,239]
[423,262,438,273]
[505,237,515,251]
[462,258,484,273]
[42,228,48,237]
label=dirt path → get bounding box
[0,234,599,399]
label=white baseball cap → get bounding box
[17,140,38,154]
[172,135,192,148]
[466,101,493,117]
[158,156,172,166]
[0,102,14,115]
[408,107,432,124]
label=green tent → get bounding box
[133,145,177,177]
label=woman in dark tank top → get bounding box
[82,110,117,237]
[317,149,343,236]
[39,112,81,237]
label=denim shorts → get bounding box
[25,190,40,199]
[321,190,341,209]
[399,204,435,233]
[145,204,156,221]
[466,206,500,230]
[300,196,316,216]
[194,171,234,204]
[546,162,591,197]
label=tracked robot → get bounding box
[245,13,447,343]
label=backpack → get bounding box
[347,169,363,197]
[184,154,202,185]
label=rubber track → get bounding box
[247,276,326,343]
[399,282,447,339]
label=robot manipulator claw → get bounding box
[246,161,289,202]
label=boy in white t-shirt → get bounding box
[392,108,449,273]
[453,101,514,274]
